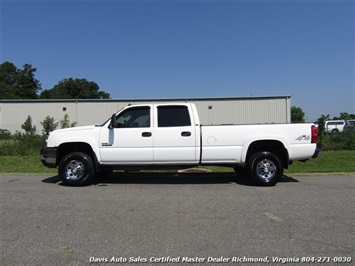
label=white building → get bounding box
[0,96,291,134]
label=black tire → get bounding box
[331,129,339,135]
[247,152,283,186]
[58,152,95,186]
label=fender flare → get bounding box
[241,136,290,163]
[56,138,102,166]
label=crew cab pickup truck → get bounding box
[41,103,319,186]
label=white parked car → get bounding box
[325,120,346,134]
[41,103,320,186]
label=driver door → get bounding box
[99,106,153,164]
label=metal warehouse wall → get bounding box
[0,96,290,133]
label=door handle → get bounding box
[181,131,191,137]
[142,132,152,137]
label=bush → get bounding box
[0,139,19,155]
[0,114,78,156]
[0,129,12,140]
[320,129,355,151]
[21,115,36,135]
[0,133,45,156]
[13,132,46,156]
[41,115,58,135]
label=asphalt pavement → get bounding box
[1,172,354,265]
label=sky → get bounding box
[1,0,354,122]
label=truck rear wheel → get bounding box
[58,152,95,186]
[247,152,283,186]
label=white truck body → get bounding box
[41,103,319,186]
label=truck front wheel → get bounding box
[247,152,283,186]
[58,152,95,186]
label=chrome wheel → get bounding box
[248,152,283,186]
[65,160,85,180]
[58,152,95,186]
[256,159,276,182]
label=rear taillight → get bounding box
[311,125,318,143]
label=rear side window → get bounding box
[327,121,344,126]
[158,106,191,127]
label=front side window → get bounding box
[113,107,150,128]
[158,106,191,127]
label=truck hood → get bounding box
[51,125,97,134]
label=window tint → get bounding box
[114,107,150,128]
[158,106,191,127]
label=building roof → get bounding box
[0,95,291,103]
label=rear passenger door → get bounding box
[153,105,198,164]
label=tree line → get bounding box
[1,61,354,125]
[2,61,353,123]
[1,61,354,152]
[291,106,355,123]
[0,61,110,99]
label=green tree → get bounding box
[60,114,77,129]
[0,62,41,99]
[21,115,36,135]
[40,116,58,135]
[291,106,305,123]
[0,62,17,99]
[340,112,351,120]
[0,129,12,139]
[316,114,330,148]
[40,78,110,99]
[332,112,354,120]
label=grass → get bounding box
[192,150,355,175]
[0,150,354,175]
[285,150,355,174]
[0,155,56,174]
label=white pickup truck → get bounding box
[41,103,320,186]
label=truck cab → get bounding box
[99,103,200,165]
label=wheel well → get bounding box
[57,142,96,167]
[331,128,339,134]
[246,140,289,168]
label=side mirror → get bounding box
[111,114,118,128]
